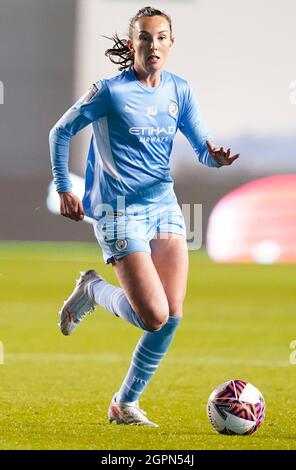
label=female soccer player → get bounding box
[49,6,239,427]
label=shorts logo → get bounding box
[168,102,178,117]
[115,239,128,251]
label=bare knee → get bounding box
[141,307,169,332]
[144,315,169,332]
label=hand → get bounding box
[206,141,240,166]
[59,192,84,222]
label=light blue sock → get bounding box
[91,280,148,330]
[117,316,181,403]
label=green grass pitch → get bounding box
[0,241,295,450]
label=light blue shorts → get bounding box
[93,185,186,264]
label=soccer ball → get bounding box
[207,379,265,435]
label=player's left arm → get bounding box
[206,141,239,166]
[178,84,239,167]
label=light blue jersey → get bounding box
[50,67,220,219]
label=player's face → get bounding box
[129,16,173,74]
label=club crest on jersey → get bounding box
[168,102,178,117]
[115,239,128,251]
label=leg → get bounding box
[112,234,188,420]
[150,233,189,318]
[111,252,169,331]
[109,232,188,327]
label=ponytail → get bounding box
[105,34,134,71]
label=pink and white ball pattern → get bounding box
[207,380,265,435]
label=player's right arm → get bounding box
[49,81,108,221]
[49,108,91,221]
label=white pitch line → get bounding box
[5,353,122,362]
[4,353,290,367]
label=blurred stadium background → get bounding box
[0,0,295,246]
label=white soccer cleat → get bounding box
[108,393,159,427]
[59,269,103,336]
